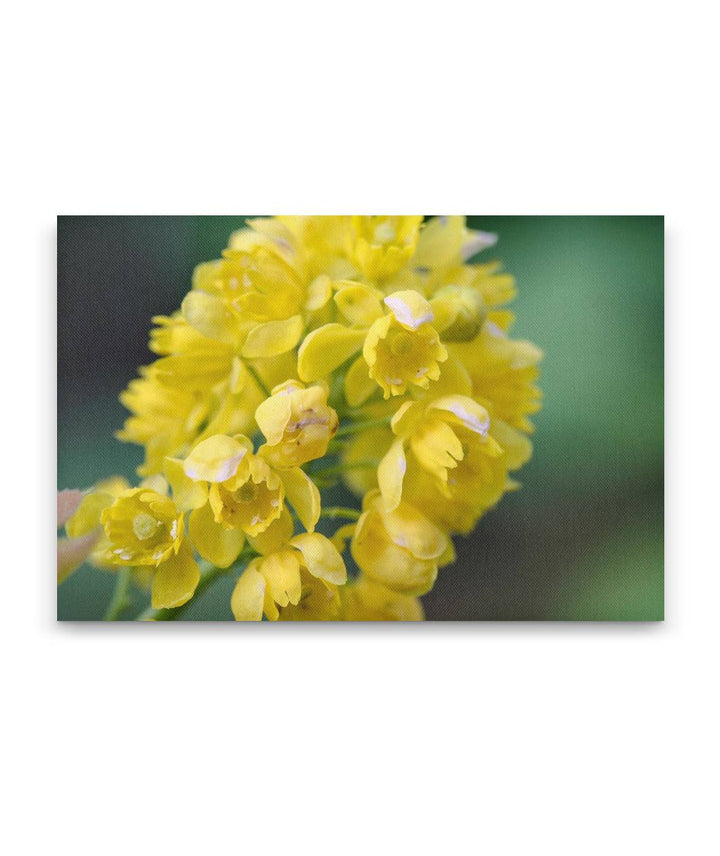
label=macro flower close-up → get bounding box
[57,214,663,622]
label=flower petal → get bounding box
[377,438,406,511]
[297,324,366,381]
[241,315,304,359]
[163,457,208,511]
[280,467,321,532]
[151,541,200,610]
[305,274,333,312]
[409,419,463,480]
[258,550,302,607]
[183,435,249,483]
[344,355,377,407]
[383,290,434,330]
[181,291,238,344]
[231,563,266,621]
[491,420,533,469]
[290,532,347,585]
[428,396,490,435]
[248,507,295,555]
[334,283,384,326]
[254,388,293,446]
[382,501,448,561]
[189,502,245,568]
[390,400,423,436]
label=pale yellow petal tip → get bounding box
[183,435,249,482]
[383,291,434,330]
[290,532,347,586]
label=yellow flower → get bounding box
[231,511,346,621]
[181,434,281,537]
[341,575,424,621]
[300,288,447,400]
[104,215,542,619]
[430,284,486,342]
[63,477,132,569]
[117,369,211,477]
[170,434,322,569]
[97,487,199,611]
[363,290,448,398]
[119,312,276,476]
[402,418,533,534]
[255,379,338,468]
[411,215,497,285]
[347,216,423,280]
[191,245,304,325]
[450,323,543,433]
[208,454,284,537]
[183,243,306,360]
[276,571,342,621]
[377,394,500,512]
[269,216,357,281]
[100,488,184,566]
[351,490,451,595]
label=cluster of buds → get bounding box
[61,217,542,620]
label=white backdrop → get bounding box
[3,1,717,853]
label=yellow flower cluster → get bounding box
[66,216,542,620]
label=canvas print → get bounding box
[57,216,663,621]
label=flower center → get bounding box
[390,331,414,356]
[236,481,258,503]
[133,512,160,540]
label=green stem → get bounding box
[136,549,255,622]
[245,362,272,398]
[103,567,132,621]
[319,506,362,521]
[335,416,392,437]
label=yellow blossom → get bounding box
[95,487,199,610]
[402,418,533,534]
[101,215,543,620]
[184,244,306,361]
[100,488,184,566]
[255,380,338,468]
[347,216,423,280]
[173,434,321,571]
[208,454,284,536]
[411,215,497,286]
[363,290,448,398]
[351,490,451,595]
[449,322,543,433]
[377,394,500,512]
[298,288,448,400]
[231,511,346,621]
[430,284,486,341]
[276,567,342,621]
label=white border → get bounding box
[4,1,717,853]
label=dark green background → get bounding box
[57,216,664,620]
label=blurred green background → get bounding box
[57,216,664,620]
